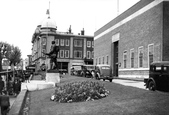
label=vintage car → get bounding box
[70,65,83,76]
[95,64,113,82]
[144,61,169,91]
[80,65,96,78]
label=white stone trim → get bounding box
[119,74,149,79]
[119,68,149,71]
[112,33,120,43]
[94,0,165,40]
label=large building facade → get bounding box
[32,17,93,74]
[94,0,169,79]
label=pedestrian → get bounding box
[0,95,10,115]
[0,76,4,95]
[13,80,20,96]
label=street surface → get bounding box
[112,79,146,89]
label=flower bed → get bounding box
[50,81,109,103]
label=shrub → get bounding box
[50,81,109,103]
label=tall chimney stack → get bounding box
[81,28,85,35]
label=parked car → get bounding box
[144,61,169,91]
[70,65,83,76]
[95,64,113,82]
[80,65,96,78]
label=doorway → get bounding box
[113,41,119,77]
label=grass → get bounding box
[28,75,169,115]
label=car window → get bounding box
[155,66,161,71]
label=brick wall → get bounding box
[94,2,165,78]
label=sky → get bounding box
[0,0,140,59]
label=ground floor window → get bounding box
[123,51,127,68]
[130,49,134,68]
[138,46,143,67]
[106,55,109,64]
[148,44,154,66]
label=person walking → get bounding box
[0,94,10,115]
[13,80,21,96]
[0,76,4,95]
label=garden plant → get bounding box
[50,81,109,103]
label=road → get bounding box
[112,79,146,89]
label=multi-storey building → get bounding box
[32,17,93,74]
[94,0,169,79]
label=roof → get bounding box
[41,17,57,29]
[151,61,169,66]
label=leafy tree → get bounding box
[0,42,22,71]
[0,42,10,71]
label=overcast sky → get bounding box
[0,0,139,59]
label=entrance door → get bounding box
[114,41,119,77]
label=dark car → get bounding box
[144,61,169,91]
[80,65,96,78]
[95,64,113,82]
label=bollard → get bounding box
[0,95,10,115]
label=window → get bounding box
[138,47,143,67]
[102,57,104,64]
[65,39,69,46]
[91,51,94,59]
[87,51,90,59]
[60,39,64,46]
[99,58,101,64]
[58,51,60,58]
[42,38,46,45]
[60,50,64,58]
[92,41,94,48]
[74,39,82,47]
[148,44,154,66]
[42,49,46,57]
[55,39,59,46]
[74,50,82,58]
[65,50,69,58]
[130,49,134,68]
[106,56,109,64]
[87,41,91,47]
[123,51,127,68]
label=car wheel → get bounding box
[148,80,156,91]
[109,79,112,82]
[103,79,105,81]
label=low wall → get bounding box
[8,89,28,115]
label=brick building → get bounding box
[32,17,94,74]
[94,0,169,79]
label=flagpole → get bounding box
[117,0,119,16]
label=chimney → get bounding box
[81,28,85,35]
[69,25,72,33]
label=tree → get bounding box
[0,42,11,71]
[8,45,22,67]
[0,42,22,71]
